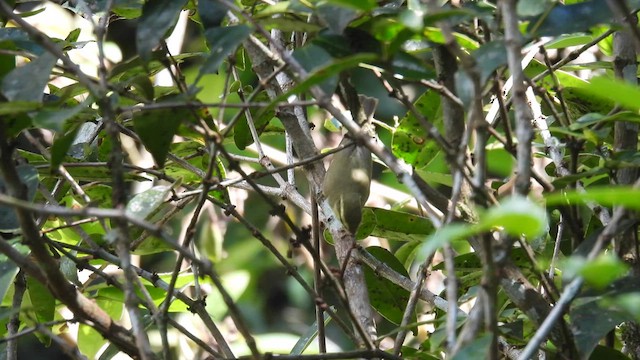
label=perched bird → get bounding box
[323,95,377,234]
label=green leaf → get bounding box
[292,44,338,97]
[415,223,475,265]
[315,3,357,34]
[126,185,171,220]
[576,76,640,112]
[198,0,227,29]
[528,1,614,37]
[0,101,41,115]
[326,0,375,11]
[50,125,81,169]
[392,90,442,168]
[545,186,640,210]
[358,208,435,242]
[0,240,29,303]
[78,324,105,359]
[580,253,629,290]
[199,25,252,78]
[290,309,332,355]
[255,53,377,121]
[1,52,57,102]
[136,0,187,60]
[545,33,594,49]
[517,0,550,17]
[205,271,250,320]
[26,275,55,326]
[233,90,275,149]
[363,246,414,326]
[478,196,548,238]
[472,40,508,84]
[451,333,492,360]
[570,298,630,357]
[0,164,39,231]
[32,99,89,132]
[132,106,184,168]
[570,111,640,131]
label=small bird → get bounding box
[323,95,377,234]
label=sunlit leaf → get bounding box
[478,196,548,238]
[392,90,442,168]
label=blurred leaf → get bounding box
[570,111,640,131]
[50,125,81,169]
[316,3,357,34]
[136,0,187,60]
[363,246,414,326]
[528,1,614,37]
[392,90,442,168]
[416,223,473,265]
[258,17,322,32]
[32,100,89,132]
[78,324,105,359]
[199,25,252,78]
[292,44,338,97]
[571,297,630,357]
[580,253,629,290]
[290,310,332,355]
[517,0,551,17]
[588,346,631,360]
[545,33,594,49]
[26,275,55,328]
[132,106,184,168]
[545,186,640,210]
[0,165,39,231]
[0,240,29,303]
[126,185,170,220]
[478,196,548,239]
[1,52,57,102]
[472,40,508,84]
[234,91,275,149]
[205,271,250,320]
[575,76,640,112]
[452,333,492,360]
[198,0,227,29]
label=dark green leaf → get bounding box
[528,1,614,37]
[0,240,29,303]
[199,25,252,78]
[472,41,508,84]
[136,0,187,60]
[363,246,414,326]
[233,91,275,149]
[0,165,39,231]
[198,0,227,29]
[132,106,184,168]
[292,44,337,97]
[571,298,630,357]
[316,3,357,34]
[451,333,492,360]
[1,52,57,102]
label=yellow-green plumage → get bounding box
[323,136,372,233]
[323,95,377,234]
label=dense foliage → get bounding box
[0,0,639,359]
